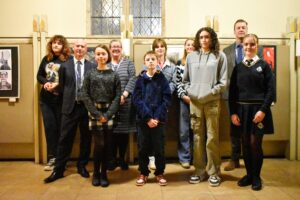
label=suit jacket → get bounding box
[222,42,263,99]
[58,56,95,114]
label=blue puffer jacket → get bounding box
[132,70,172,123]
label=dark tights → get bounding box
[241,133,264,179]
[93,129,113,176]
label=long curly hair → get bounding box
[46,35,70,62]
[194,27,220,57]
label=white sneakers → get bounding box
[189,174,221,187]
[208,175,221,187]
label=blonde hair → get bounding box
[181,38,194,66]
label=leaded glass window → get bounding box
[90,0,162,36]
[130,0,161,36]
[91,0,122,35]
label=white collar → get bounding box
[242,55,259,66]
[74,57,85,64]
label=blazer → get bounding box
[58,56,95,114]
[222,43,263,99]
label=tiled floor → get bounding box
[0,159,299,200]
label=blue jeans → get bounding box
[178,100,193,163]
[40,101,61,158]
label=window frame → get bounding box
[86,0,165,37]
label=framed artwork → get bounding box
[263,45,276,102]
[263,45,276,73]
[0,46,20,98]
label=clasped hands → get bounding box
[231,111,265,126]
[44,82,58,92]
[99,116,108,123]
[147,118,159,128]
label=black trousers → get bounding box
[112,133,129,161]
[40,100,61,159]
[137,123,165,176]
[54,103,91,173]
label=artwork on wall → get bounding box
[0,46,20,99]
[263,45,276,102]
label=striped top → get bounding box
[108,58,137,133]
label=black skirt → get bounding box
[231,103,274,136]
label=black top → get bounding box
[229,59,275,115]
[36,56,63,103]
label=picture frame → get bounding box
[0,45,20,99]
[262,45,276,102]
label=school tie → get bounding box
[236,44,243,64]
[245,59,253,66]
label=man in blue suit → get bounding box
[44,39,95,183]
[223,19,263,171]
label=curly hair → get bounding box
[194,27,220,57]
[46,35,70,62]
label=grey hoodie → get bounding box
[183,50,227,103]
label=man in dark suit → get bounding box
[223,19,263,171]
[44,39,94,183]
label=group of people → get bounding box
[38,18,275,191]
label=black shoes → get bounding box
[252,177,262,191]
[92,173,101,186]
[100,175,110,187]
[92,172,110,187]
[78,167,90,178]
[44,171,64,183]
[238,175,252,187]
[238,175,262,191]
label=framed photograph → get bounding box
[262,45,276,102]
[0,46,20,98]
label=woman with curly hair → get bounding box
[37,35,70,171]
[184,27,227,187]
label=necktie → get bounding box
[76,61,82,100]
[245,59,253,66]
[76,61,82,88]
[236,44,243,64]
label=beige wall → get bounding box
[165,0,300,38]
[0,0,297,160]
[1,0,300,37]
